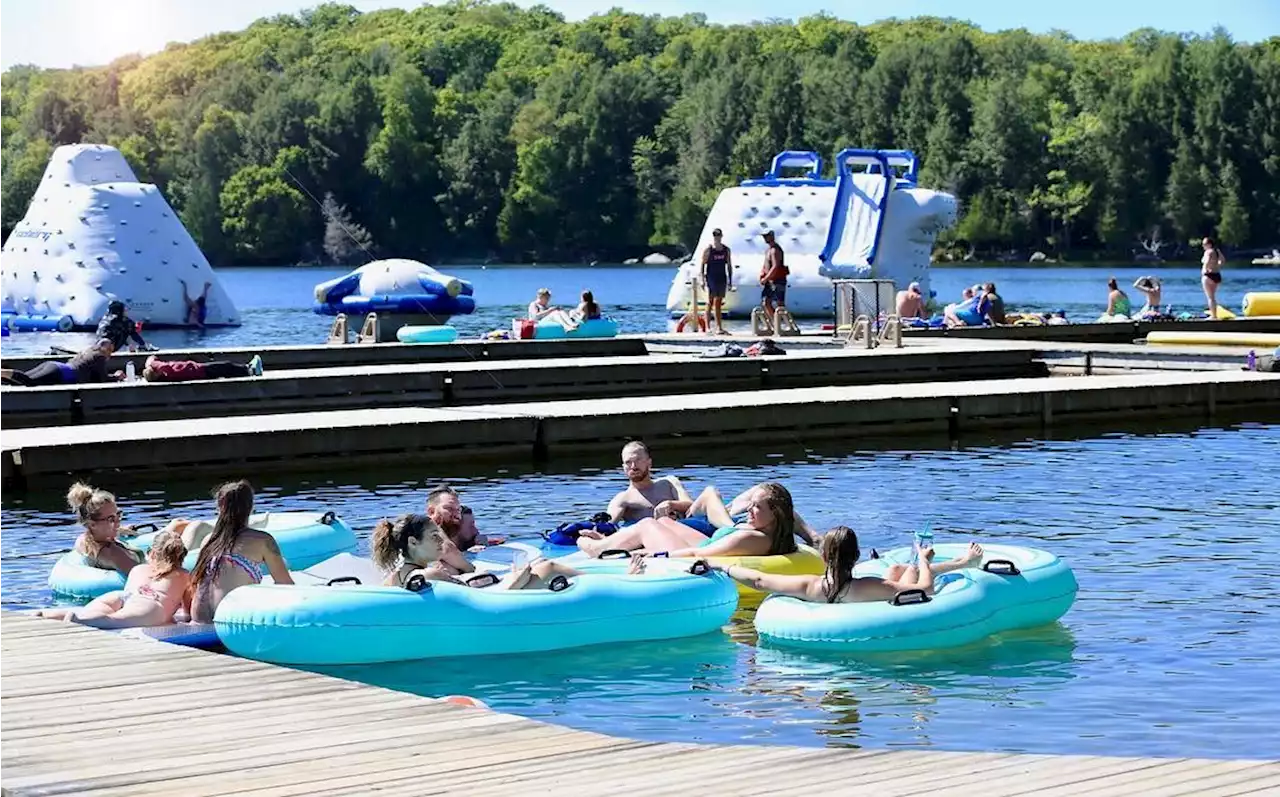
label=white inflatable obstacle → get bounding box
[666,149,957,318]
[1,144,239,330]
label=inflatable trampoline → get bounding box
[313,259,475,318]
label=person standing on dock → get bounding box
[607,441,694,523]
[759,230,788,317]
[1201,237,1225,319]
[701,229,733,334]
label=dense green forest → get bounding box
[2,2,1277,265]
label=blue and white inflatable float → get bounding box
[754,543,1077,653]
[313,259,476,319]
[215,559,737,665]
[47,511,358,599]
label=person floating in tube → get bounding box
[527,288,580,332]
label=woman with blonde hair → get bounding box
[38,530,192,628]
[65,482,147,575]
[190,480,293,623]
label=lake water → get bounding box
[3,263,1278,356]
[3,423,1278,758]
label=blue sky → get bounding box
[2,0,1277,70]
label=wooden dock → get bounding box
[3,611,1276,796]
[0,336,647,374]
[4,368,1278,489]
[1,346,1045,428]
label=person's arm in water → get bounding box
[711,564,825,601]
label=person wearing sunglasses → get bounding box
[66,482,148,575]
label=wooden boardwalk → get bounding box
[3,612,1277,796]
[4,367,1278,489]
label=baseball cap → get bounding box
[761,229,775,238]
[712,228,723,236]
[908,282,921,293]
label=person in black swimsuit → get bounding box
[700,229,732,334]
[1201,237,1225,319]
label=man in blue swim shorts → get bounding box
[700,228,732,334]
[758,230,788,316]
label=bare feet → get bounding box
[575,534,612,557]
[963,542,984,565]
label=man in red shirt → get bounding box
[758,229,788,317]
[142,354,264,382]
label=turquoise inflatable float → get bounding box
[395,325,459,344]
[754,543,1077,652]
[215,560,737,664]
[531,317,619,340]
[47,511,358,599]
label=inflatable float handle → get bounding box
[320,511,337,525]
[599,549,633,560]
[405,573,431,593]
[547,575,571,592]
[688,560,711,576]
[326,576,362,586]
[121,522,159,537]
[889,589,932,606]
[982,559,1022,576]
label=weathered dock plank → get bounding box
[2,612,1275,796]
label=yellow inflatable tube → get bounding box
[680,546,825,596]
[1243,292,1280,317]
[1148,331,1280,347]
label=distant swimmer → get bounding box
[180,279,212,328]
[607,440,694,523]
[701,228,733,334]
[895,282,926,319]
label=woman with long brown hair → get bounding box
[711,526,982,602]
[190,480,293,623]
[577,482,804,559]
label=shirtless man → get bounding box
[424,485,475,575]
[607,441,694,523]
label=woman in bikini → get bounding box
[38,530,192,628]
[63,481,195,576]
[373,513,629,591]
[1201,237,1225,319]
[189,480,293,623]
[577,482,802,559]
[711,525,983,602]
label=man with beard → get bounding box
[606,441,695,523]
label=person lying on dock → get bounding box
[1,338,122,387]
[607,440,696,523]
[190,480,294,624]
[141,354,264,382]
[37,530,192,628]
[579,482,803,559]
[374,513,615,590]
[711,526,983,602]
[527,287,580,332]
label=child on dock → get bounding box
[37,530,192,628]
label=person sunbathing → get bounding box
[712,525,983,602]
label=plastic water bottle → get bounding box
[125,360,136,382]
[1247,350,1257,371]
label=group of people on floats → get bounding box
[38,439,984,630]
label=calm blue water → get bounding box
[3,263,1278,356]
[3,424,1278,758]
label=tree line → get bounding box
[2,2,1277,266]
